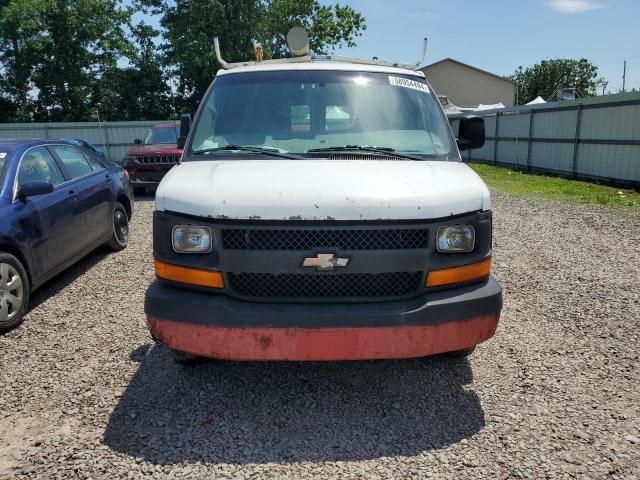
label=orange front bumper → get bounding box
[147,313,500,361]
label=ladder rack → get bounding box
[214,37,427,71]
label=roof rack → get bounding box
[214,37,427,71]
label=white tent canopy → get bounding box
[475,103,505,111]
[526,96,546,105]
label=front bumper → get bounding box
[145,276,502,361]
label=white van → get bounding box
[145,33,502,362]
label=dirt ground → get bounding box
[1,192,638,479]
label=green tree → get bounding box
[0,91,17,122]
[510,58,604,104]
[144,0,366,112]
[0,0,132,121]
[94,23,173,120]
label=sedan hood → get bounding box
[155,159,490,221]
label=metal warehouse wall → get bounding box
[0,120,166,162]
[449,91,640,186]
[423,60,516,107]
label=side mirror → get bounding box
[177,113,192,149]
[457,116,485,151]
[134,138,142,145]
[16,181,53,200]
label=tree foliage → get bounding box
[94,23,173,120]
[0,0,366,122]
[0,0,131,121]
[145,0,366,112]
[510,58,604,104]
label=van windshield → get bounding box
[188,70,454,159]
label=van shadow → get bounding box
[103,345,485,464]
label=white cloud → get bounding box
[547,0,604,13]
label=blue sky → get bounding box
[140,0,640,93]
[324,0,640,93]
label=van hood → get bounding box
[155,159,490,221]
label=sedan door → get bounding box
[13,146,86,277]
[50,145,114,245]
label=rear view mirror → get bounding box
[134,138,142,145]
[177,113,192,149]
[16,181,53,200]
[457,116,485,151]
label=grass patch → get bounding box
[469,163,639,208]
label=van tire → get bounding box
[171,349,198,365]
[441,346,476,358]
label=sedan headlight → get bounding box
[172,225,212,253]
[436,225,475,253]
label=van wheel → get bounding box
[441,346,476,358]
[171,349,198,365]
[0,253,30,334]
[108,202,129,251]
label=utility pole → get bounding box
[622,60,626,92]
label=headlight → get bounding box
[436,225,475,253]
[172,225,212,253]
[123,155,136,163]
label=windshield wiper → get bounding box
[306,145,423,161]
[191,145,301,159]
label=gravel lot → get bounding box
[1,192,639,479]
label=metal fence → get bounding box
[449,91,640,187]
[0,120,169,163]
[2,92,639,186]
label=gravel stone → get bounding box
[0,192,639,479]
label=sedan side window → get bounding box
[18,147,65,187]
[83,152,105,172]
[52,145,94,179]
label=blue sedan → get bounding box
[0,139,134,332]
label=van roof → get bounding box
[217,61,426,78]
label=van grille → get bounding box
[222,228,429,250]
[227,272,422,299]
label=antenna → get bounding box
[415,38,428,69]
[96,108,110,160]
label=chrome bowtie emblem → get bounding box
[302,253,350,271]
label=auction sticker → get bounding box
[0,153,6,159]
[388,76,429,93]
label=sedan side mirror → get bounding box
[177,113,192,149]
[457,116,485,151]
[16,181,54,200]
[134,138,142,145]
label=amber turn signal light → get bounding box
[154,259,224,288]
[426,257,491,287]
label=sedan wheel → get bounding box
[108,202,129,251]
[0,254,30,333]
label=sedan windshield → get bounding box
[188,70,454,159]
[144,126,178,145]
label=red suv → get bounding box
[122,122,182,195]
